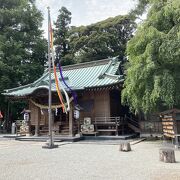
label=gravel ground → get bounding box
[0,140,179,180]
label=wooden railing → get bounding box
[94,116,121,136]
[95,116,120,124]
[125,115,139,128]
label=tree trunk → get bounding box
[159,148,175,163]
[119,142,131,152]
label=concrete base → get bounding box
[15,135,83,142]
[82,134,138,141]
[140,133,163,138]
[33,134,39,137]
[42,144,58,149]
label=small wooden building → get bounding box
[4,57,130,136]
[160,108,180,145]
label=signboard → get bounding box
[161,114,175,138]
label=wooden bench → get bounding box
[94,117,120,136]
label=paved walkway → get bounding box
[0,140,179,180]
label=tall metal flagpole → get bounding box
[43,7,58,149]
[48,7,53,147]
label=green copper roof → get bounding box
[3,57,124,97]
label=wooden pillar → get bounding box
[69,104,74,137]
[34,108,40,136]
[92,91,95,120]
[6,100,10,132]
[172,112,178,147]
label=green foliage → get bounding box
[54,7,136,65]
[129,0,149,19]
[69,15,136,63]
[0,0,47,91]
[0,0,47,111]
[122,0,180,114]
[54,6,72,65]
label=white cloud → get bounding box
[84,0,136,25]
[36,0,137,38]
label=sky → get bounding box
[36,0,137,37]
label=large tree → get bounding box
[54,6,73,65]
[122,0,180,114]
[69,15,136,63]
[129,0,149,20]
[0,0,47,112]
[0,0,47,89]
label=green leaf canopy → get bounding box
[122,0,180,113]
[69,15,136,63]
[0,0,47,92]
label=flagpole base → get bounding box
[42,138,59,149]
[42,144,58,149]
